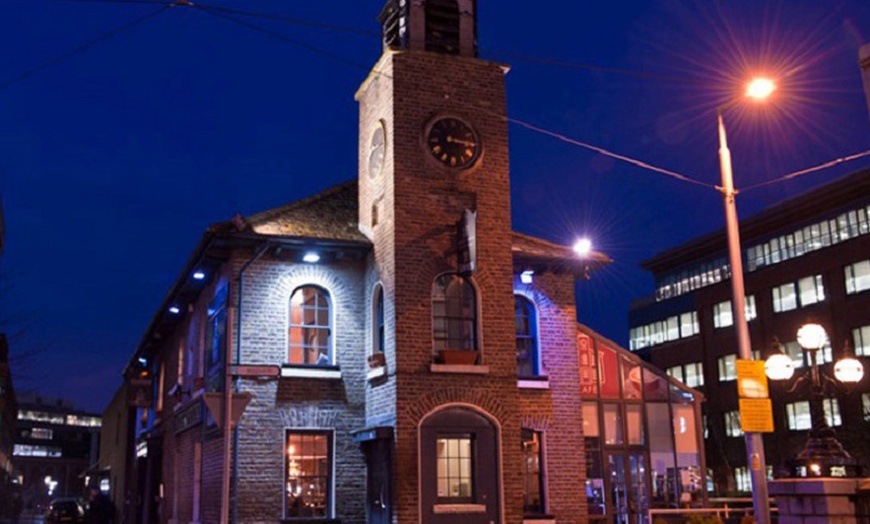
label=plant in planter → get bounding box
[437,349,479,365]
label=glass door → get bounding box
[607,452,649,524]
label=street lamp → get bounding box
[717,76,775,524]
[765,323,864,477]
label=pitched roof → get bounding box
[245,180,369,243]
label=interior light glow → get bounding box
[520,270,534,284]
[168,306,181,315]
[192,271,206,280]
[303,252,321,264]
[834,357,864,384]
[573,238,592,256]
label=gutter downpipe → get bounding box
[222,242,270,524]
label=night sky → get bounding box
[1,1,868,413]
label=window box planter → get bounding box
[368,353,386,369]
[437,349,478,366]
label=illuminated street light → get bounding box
[745,77,776,101]
[717,75,776,524]
[765,323,864,477]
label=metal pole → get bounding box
[717,109,770,524]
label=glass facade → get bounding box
[579,330,706,520]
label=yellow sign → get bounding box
[736,359,769,398]
[739,398,774,433]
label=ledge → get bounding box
[518,377,550,389]
[281,365,342,379]
[524,519,556,524]
[367,366,387,381]
[430,364,490,375]
[433,503,486,514]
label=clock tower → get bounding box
[356,1,523,523]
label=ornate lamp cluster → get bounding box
[763,323,865,477]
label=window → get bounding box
[288,286,332,366]
[845,260,870,295]
[680,312,699,337]
[436,436,473,501]
[823,398,842,427]
[684,362,704,388]
[786,401,812,430]
[783,342,805,369]
[773,276,825,312]
[285,431,332,519]
[629,310,699,350]
[734,466,750,492]
[714,296,757,328]
[666,365,684,382]
[772,282,797,313]
[521,429,544,514]
[206,287,228,391]
[30,428,53,440]
[515,296,539,377]
[432,274,477,352]
[713,301,733,329]
[373,285,385,355]
[798,275,825,306]
[854,325,870,357]
[718,354,737,381]
[863,393,870,420]
[724,411,742,437]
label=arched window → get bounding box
[432,274,477,352]
[373,285,385,355]
[515,295,539,376]
[288,286,332,366]
[425,0,461,55]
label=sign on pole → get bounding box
[739,398,774,433]
[736,359,769,398]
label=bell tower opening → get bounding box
[378,0,477,57]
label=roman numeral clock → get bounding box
[425,117,480,169]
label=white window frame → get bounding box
[786,401,812,431]
[718,354,737,382]
[724,411,742,437]
[845,260,870,295]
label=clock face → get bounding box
[368,122,386,179]
[426,117,479,169]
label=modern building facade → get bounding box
[13,394,101,510]
[0,335,18,519]
[629,167,870,494]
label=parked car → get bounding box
[46,498,85,524]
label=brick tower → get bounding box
[356,1,523,523]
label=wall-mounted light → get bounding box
[168,306,181,315]
[573,238,592,257]
[520,270,534,284]
[303,252,321,263]
[192,271,206,281]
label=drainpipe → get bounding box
[222,242,269,524]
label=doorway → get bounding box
[607,452,648,524]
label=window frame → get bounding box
[515,295,540,377]
[288,285,333,367]
[786,401,812,431]
[717,354,737,382]
[284,430,334,520]
[372,284,385,356]
[432,273,479,354]
[521,428,546,515]
[724,410,743,437]
[845,260,870,295]
[435,434,475,504]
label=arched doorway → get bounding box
[420,407,500,524]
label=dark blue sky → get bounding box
[1,1,868,413]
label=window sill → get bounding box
[523,517,557,524]
[279,519,340,524]
[281,365,342,379]
[367,366,387,381]
[518,377,550,389]
[430,364,490,375]
[433,503,486,514]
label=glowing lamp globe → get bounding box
[834,357,864,384]
[765,353,795,381]
[797,323,827,350]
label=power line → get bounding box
[193,5,374,74]
[507,117,715,189]
[0,6,170,93]
[740,150,870,192]
[193,3,381,38]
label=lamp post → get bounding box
[717,78,774,524]
[765,323,864,477]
